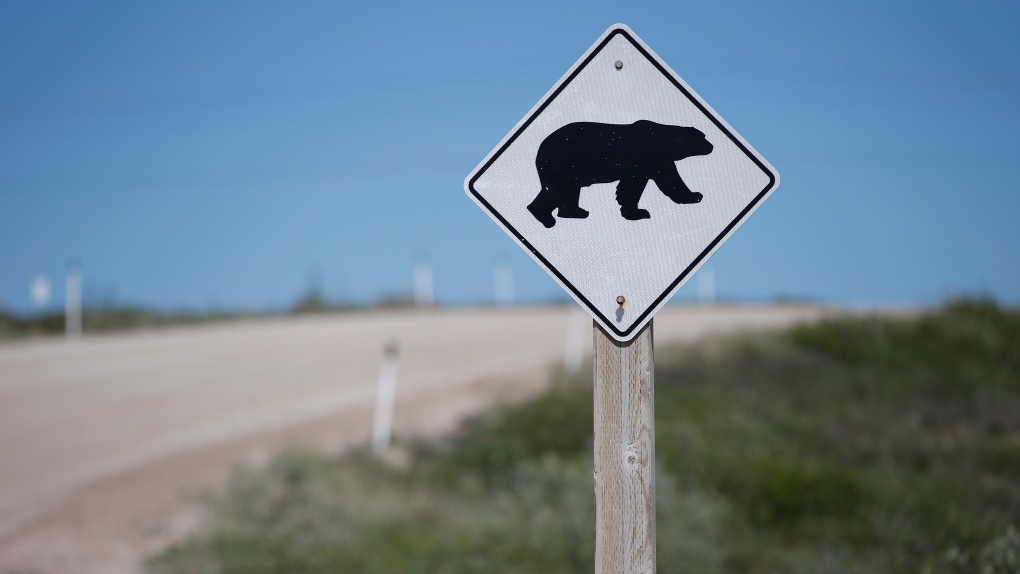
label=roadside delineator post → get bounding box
[564,305,588,375]
[494,257,514,306]
[371,340,400,453]
[413,258,434,307]
[65,261,82,339]
[698,266,716,305]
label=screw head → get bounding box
[614,60,623,70]
[616,295,625,306]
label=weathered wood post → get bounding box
[463,23,780,574]
[594,320,655,574]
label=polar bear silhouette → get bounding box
[526,120,713,228]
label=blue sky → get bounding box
[2,1,1018,313]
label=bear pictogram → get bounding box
[526,120,713,228]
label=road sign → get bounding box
[465,24,780,341]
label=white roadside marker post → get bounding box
[698,266,716,305]
[564,305,588,375]
[65,262,82,339]
[413,259,434,307]
[370,340,401,454]
[494,258,514,306]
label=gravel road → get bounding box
[0,304,828,573]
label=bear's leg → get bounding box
[556,187,589,219]
[616,177,651,221]
[527,187,560,228]
[653,170,703,204]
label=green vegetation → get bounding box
[0,307,245,339]
[148,299,1020,574]
[0,308,66,338]
[0,300,359,340]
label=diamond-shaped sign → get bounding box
[465,24,779,341]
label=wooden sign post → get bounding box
[594,320,655,574]
[465,23,779,574]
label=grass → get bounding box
[147,298,1020,574]
[0,307,246,339]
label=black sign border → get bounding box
[467,27,777,340]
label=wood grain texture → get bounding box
[594,320,655,574]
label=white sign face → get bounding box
[465,24,779,341]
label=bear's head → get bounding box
[667,126,713,159]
